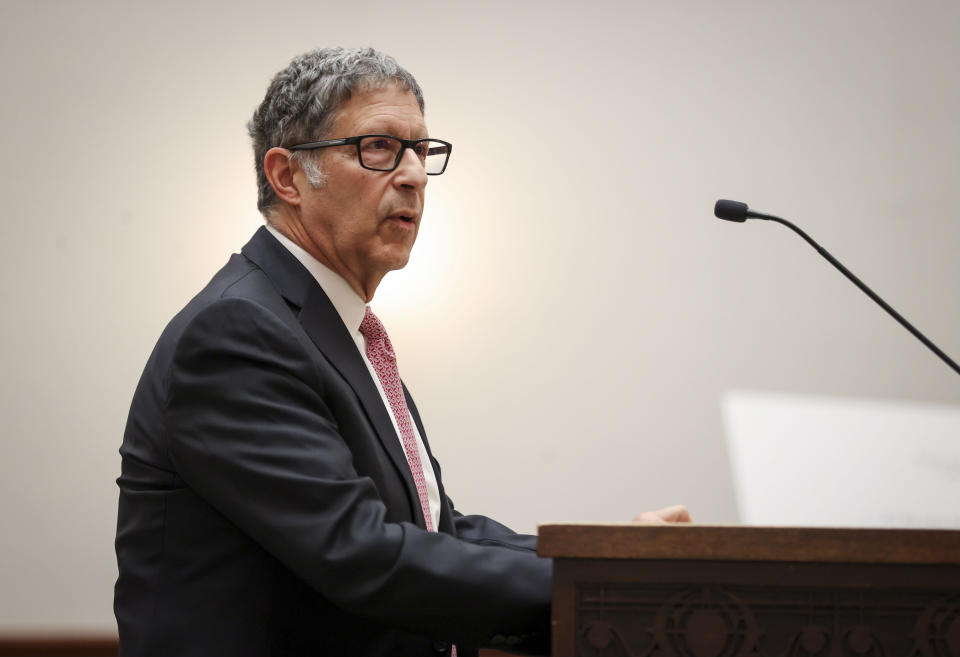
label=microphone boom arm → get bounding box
[746,208,960,376]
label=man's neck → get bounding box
[264,210,382,302]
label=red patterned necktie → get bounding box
[359,307,435,532]
[360,308,457,655]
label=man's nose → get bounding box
[393,147,428,189]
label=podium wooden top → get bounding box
[537,523,960,564]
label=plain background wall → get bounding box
[1,0,957,634]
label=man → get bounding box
[115,47,686,657]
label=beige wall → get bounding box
[0,0,957,633]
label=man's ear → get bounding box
[263,147,302,206]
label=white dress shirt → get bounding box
[265,224,442,529]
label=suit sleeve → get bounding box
[164,297,551,651]
[451,508,539,552]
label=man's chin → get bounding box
[375,246,413,273]
[387,253,412,271]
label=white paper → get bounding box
[721,390,960,528]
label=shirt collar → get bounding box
[265,223,367,334]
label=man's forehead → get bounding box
[329,84,427,136]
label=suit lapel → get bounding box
[299,286,426,527]
[241,228,426,528]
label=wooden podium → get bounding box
[537,524,960,657]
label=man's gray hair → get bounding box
[248,47,425,214]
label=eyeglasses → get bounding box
[288,134,452,175]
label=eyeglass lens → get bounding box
[358,136,449,173]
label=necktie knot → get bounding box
[360,306,398,364]
[359,307,390,347]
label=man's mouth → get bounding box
[387,210,418,225]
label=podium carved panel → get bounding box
[575,583,960,657]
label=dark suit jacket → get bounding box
[115,227,552,656]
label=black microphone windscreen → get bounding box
[714,199,749,222]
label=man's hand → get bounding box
[632,504,692,524]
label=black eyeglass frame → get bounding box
[287,134,453,175]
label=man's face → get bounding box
[294,84,429,299]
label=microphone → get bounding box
[714,199,749,222]
[714,199,959,376]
